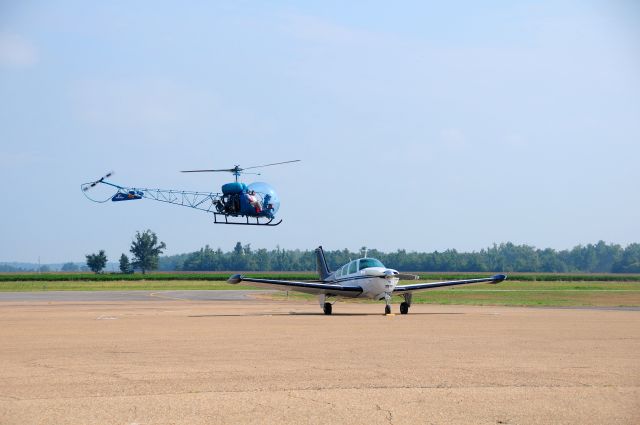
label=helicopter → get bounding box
[81,160,300,226]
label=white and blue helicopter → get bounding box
[228,246,507,315]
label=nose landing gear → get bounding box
[384,293,392,315]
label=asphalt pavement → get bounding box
[0,290,275,302]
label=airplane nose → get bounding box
[383,269,397,279]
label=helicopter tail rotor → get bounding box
[82,171,114,192]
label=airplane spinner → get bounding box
[81,160,299,226]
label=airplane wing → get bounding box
[393,274,507,293]
[227,274,363,298]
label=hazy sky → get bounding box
[1,1,639,263]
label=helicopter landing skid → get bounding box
[212,213,282,226]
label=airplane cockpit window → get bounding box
[348,261,357,274]
[358,258,385,270]
[341,264,349,276]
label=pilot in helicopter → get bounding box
[246,190,262,213]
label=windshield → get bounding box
[246,182,280,214]
[358,258,385,270]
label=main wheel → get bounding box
[400,302,409,315]
[323,302,332,315]
[385,305,391,315]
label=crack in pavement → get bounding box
[376,403,393,424]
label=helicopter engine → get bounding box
[214,182,245,215]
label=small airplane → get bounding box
[81,160,300,226]
[228,246,507,315]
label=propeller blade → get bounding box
[242,159,301,171]
[363,269,420,280]
[395,273,420,280]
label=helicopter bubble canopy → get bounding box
[247,182,280,215]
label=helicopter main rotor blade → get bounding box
[180,169,235,173]
[241,159,301,171]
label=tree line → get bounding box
[158,241,640,273]
[85,230,166,274]
[3,238,638,274]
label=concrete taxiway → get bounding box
[0,292,638,424]
[0,289,273,302]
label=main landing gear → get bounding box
[399,293,412,315]
[323,302,332,315]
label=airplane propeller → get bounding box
[385,271,420,280]
[363,268,420,280]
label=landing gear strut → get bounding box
[400,293,412,315]
[323,302,332,315]
[384,293,392,315]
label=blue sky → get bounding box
[1,1,639,263]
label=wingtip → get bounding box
[227,274,243,284]
[492,274,507,283]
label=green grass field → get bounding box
[0,280,260,291]
[1,277,638,308]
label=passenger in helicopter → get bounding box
[246,190,262,213]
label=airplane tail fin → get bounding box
[315,246,331,280]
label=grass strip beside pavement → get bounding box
[0,280,261,292]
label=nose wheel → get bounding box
[383,293,392,315]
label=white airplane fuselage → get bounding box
[327,266,400,300]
